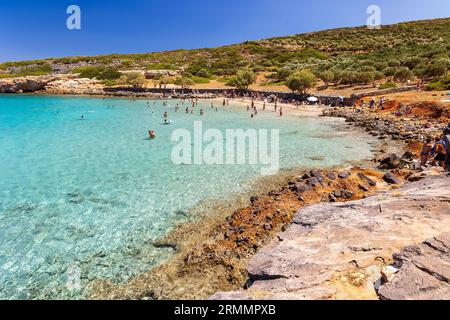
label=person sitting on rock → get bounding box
[443,126,450,172]
[420,138,433,167]
[431,136,447,169]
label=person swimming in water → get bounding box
[163,111,168,119]
[149,130,156,139]
[200,108,204,116]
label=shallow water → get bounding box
[0,95,375,299]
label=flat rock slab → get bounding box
[378,233,450,300]
[211,175,450,300]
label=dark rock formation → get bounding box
[383,171,402,184]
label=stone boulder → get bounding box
[378,154,407,170]
[0,76,52,93]
[378,233,450,300]
[383,171,402,185]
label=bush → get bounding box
[174,77,195,89]
[379,81,397,89]
[119,72,146,88]
[16,64,53,76]
[388,59,401,68]
[319,70,334,87]
[286,70,317,93]
[74,66,121,80]
[99,68,122,80]
[226,69,256,90]
[190,76,210,84]
[337,70,357,85]
[195,68,211,78]
[383,67,397,78]
[357,71,375,84]
[426,75,450,91]
[147,62,177,70]
[426,62,447,78]
[393,67,414,83]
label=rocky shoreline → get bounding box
[210,108,450,300]
[211,175,450,300]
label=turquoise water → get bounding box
[0,95,374,299]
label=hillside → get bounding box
[1,18,449,90]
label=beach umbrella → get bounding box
[307,96,319,102]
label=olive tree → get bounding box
[227,69,256,90]
[120,72,146,88]
[286,70,317,94]
[319,70,335,88]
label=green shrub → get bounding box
[426,75,450,91]
[226,69,256,90]
[74,66,121,80]
[286,70,317,93]
[319,70,334,87]
[16,64,53,76]
[379,81,397,89]
[147,62,177,70]
[195,68,210,78]
[174,77,195,89]
[190,76,210,84]
[119,72,146,88]
[393,67,414,82]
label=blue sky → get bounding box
[1,0,449,62]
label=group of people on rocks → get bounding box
[420,124,450,173]
[356,97,387,112]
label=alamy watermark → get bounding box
[66,5,81,30]
[367,5,381,29]
[171,121,280,175]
